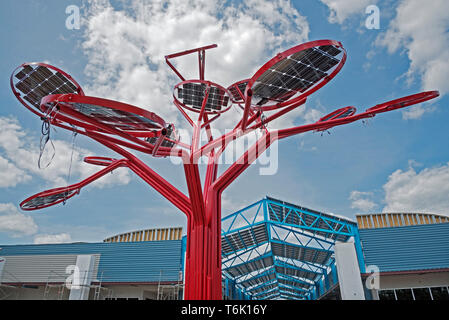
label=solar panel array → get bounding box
[275,263,318,281]
[222,223,268,255]
[267,198,352,242]
[146,125,177,148]
[177,83,230,112]
[228,80,249,102]
[251,45,342,105]
[58,102,163,132]
[14,65,79,112]
[278,277,311,290]
[249,282,277,295]
[225,255,274,278]
[271,242,331,265]
[21,189,77,210]
[319,107,355,122]
[279,286,304,297]
[278,291,303,300]
[239,271,276,289]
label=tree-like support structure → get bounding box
[10,40,439,300]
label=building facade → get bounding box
[0,228,184,300]
[0,199,448,300]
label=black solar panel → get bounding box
[53,102,163,132]
[239,272,276,289]
[278,277,310,290]
[279,287,304,297]
[222,223,268,255]
[177,82,230,112]
[146,125,177,148]
[271,242,331,265]
[21,189,77,210]
[266,197,355,241]
[225,256,274,278]
[251,45,342,105]
[13,64,80,112]
[249,282,277,295]
[336,109,354,119]
[319,107,356,123]
[228,80,249,102]
[275,265,317,281]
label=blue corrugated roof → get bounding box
[0,241,182,283]
[359,223,449,273]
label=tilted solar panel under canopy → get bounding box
[239,271,276,289]
[175,82,231,112]
[266,196,354,242]
[221,223,269,256]
[222,196,360,300]
[274,263,318,281]
[278,277,311,290]
[40,94,167,135]
[225,255,274,278]
[227,80,249,103]
[248,282,278,295]
[146,125,178,149]
[271,242,332,266]
[11,63,82,116]
[279,286,305,297]
[318,106,356,123]
[251,44,343,106]
[20,189,78,211]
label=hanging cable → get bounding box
[38,103,59,169]
[63,128,78,205]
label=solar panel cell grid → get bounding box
[177,82,229,112]
[319,45,341,56]
[13,64,80,112]
[22,190,76,209]
[251,45,342,105]
[64,102,161,132]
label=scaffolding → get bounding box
[157,270,184,300]
[43,270,68,300]
[92,272,114,300]
[43,269,114,300]
[0,271,22,300]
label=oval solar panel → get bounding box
[245,40,346,111]
[20,187,79,211]
[315,106,356,132]
[146,124,179,149]
[174,80,232,115]
[227,79,250,104]
[365,91,439,114]
[40,94,167,135]
[318,106,356,123]
[10,62,84,117]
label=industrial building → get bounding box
[0,197,448,300]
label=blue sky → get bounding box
[0,0,448,245]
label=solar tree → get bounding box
[10,40,439,300]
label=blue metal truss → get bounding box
[221,196,365,300]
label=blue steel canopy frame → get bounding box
[221,196,364,300]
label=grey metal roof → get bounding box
[359,222,449,273]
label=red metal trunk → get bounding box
[184,189,222,300]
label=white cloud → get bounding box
[34,233,72,244]
[383,162,449,216]
[0,116,131,189]
[0,203,38,237]
[349,190,377,212]
[320,0,377,24]
[303,107,323,124]
[81,0,310,133]
[376,0,449,117]
[0,155,31,188]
